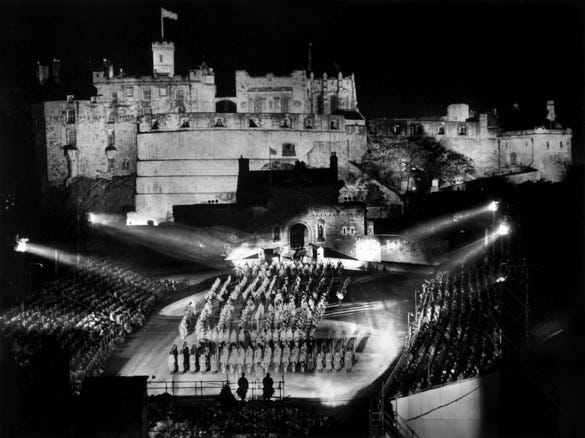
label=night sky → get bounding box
[0,0,584,187]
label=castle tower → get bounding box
[152,41,175,77]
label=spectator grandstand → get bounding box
[0,256,184,384]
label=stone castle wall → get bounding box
[40,100,137,185]
[497,129,572,182]
[133,114,367,222]
[235,70,308,113]
[173,203,366,258]
[370,115,571,182]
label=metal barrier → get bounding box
[146,378,285,400]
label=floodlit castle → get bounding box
[32,41,367,225]
[370,102,572,185]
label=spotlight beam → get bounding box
[403,201,502,240]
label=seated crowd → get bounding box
[172,259,354,376]
[0,256,183,383]
[147,397,339,437]
[386,257,502,397]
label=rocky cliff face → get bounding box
[65,176,135,213]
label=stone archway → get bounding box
[289,223,308,249]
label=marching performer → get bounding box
[273,342,282,373]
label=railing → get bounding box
[146,379,285,400]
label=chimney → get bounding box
[330,151,338,181]
[36,61,49,85]
[51,59,61,84]
[546,100,556,123]
[238,156,249,174]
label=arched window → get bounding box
[273,225,281,242]
[107,113,116,124]
[509,152,517,166]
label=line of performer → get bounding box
[168,337,358,377]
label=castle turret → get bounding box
[152,41,175,77]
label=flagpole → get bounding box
[161,10,164,41]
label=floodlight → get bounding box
[15,237,29,253]
[88,213,96,223]
[496,276,506,283]
[487,201,499,212]
[496,222,510,236]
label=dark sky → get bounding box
[0,0,583,160]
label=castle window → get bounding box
[349,226,356,235]
[107,130,115,147]
[66,109,75,124]
[176,89,184,100]
[214,118,225,128]
[125,86,134,97]
[142,89,151,100]
[282,143,296,156]
[159,87,168,97]
[151,119,159,130]
[330,119,339,130]
[177,105,186,113]
[280,116,291,128]
[305,118,314,129]
[546,141,550,149]
[560,141,563,149]
[281,97,290,113]
[317,219,325,241]
[510,152,517,166]
[111,91,118,101]
[142,107,152,116]
[341,226,347,235]
[107,158,115,172]
[393,125,401,134]
[66,129,76,145]
[438,126,445,135]
[273,225,281,242]
[330,96,338,112]
[459,125,467,136]
[107,113,116,124]
[159,54,163,63]
[180,118,190,128]
[122,159,129,170]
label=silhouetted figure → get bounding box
[170,344,178,373]
[262,372,274,401]
[218,383,237,411]
[182,342,190,373]
[237,372,249,401]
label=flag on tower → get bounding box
[269,147,277,155]
[161,8,178,20]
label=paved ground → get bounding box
[104,269,428,405]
